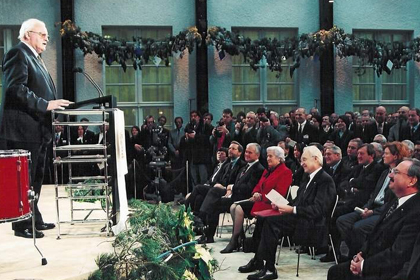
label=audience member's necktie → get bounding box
[378,124,383,134]
[298,124,302,134]
[384,200,398,220]
[412,127,416,137]
[240,163,250,177]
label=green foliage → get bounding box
[87,201,217,280]
[59,20,420,79]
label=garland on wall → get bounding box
[59,20,420,78]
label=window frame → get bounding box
[352,29,412,111]
[102,26,174,129]
[231,27,298,115]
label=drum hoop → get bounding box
[0,149,30,158]
[0,213,32,224]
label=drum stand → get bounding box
[28,190,47,266]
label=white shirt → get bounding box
[298,120,307,133]
[22,41,39,57]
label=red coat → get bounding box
[250,163,292,215]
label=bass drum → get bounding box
[0,150,32,223]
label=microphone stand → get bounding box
[74,68,106,109]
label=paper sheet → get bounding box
[266,189,289,207]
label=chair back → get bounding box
[290,185,299,200]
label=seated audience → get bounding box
[220,146,292,254]
[197,143,265,244]
[335,141,409,260]
[238,146,336,280]
[328,159,420,280]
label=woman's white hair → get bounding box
[303,146,323,166]
[267,146,285,162]
[18,18,46,41]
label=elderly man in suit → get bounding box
[0,19,71,238]
[239,146,336,280]
[288,108,318,145]
[198,143,264,244]
[328,158,420,280]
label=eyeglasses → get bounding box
[28,31,50,40]
[390,168,409,176]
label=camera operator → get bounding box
[210,108,236,150]
[180,110,213,187]
[139,115,168,164]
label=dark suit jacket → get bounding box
[293,169,337,247]
[231,161,265,202]
[392,232,420,280]
[0,42,56,143]
[329,160,351,193]
[289,122,318,145]
[219,158,246,187]
[401,125,420,143]
[361,193,420,280]
[329,129,355,157]
[366,121,391,141]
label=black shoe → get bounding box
[14,229,44,239]
[247,268,278,280]
[238,258,264,273]
[196,234,214,244]
[320,250,336,263]
[220,236,240,254]
[36,223,56,231]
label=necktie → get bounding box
[384,200,398,220]
[240,164,250,177]
[55,133,60,144]
[211,163,223,182]
[412,127,416,137]
[298,124,302,134]
[37,55,48,71]
[378,124,383,134]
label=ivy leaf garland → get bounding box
[59,20,420,78]
[59,20,201,71]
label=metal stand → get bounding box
[28,190,47,265]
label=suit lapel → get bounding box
[29,52,57,99]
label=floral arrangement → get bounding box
[87,200,217,280]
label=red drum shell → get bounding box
[0,150,31,222]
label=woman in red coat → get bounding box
[220,146,292,253]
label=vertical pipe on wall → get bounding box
[60,0,75,102]
[195,0,208,113]
[319,0,334,115]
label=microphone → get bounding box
[73,67,104,98]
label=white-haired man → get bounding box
[0,19,71,238]
[239,146,336,280]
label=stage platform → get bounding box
[0,185,333,280]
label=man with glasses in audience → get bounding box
[328,159,420,280]
[0,19,71,238]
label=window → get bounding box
[102,27,173,129]
[0,27,19,102]
[231,28,297,116]
[352,30,411,113]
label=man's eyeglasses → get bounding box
[28,31,50,40]
[390,168,409,176]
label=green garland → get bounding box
[87,201,218,280]
[59,20,420,77]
